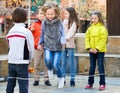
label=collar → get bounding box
[14,23,26,27]
[45,18,60,25]
[91,22,102,26]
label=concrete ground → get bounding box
[0,74,120,93]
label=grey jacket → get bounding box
[40,18,66,51]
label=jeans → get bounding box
[6,64,29,93]
[61,48,75,81]
[44,49,63,78]
[88,52,106,86]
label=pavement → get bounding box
[0,74,120,93]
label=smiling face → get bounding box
[36,10,45,21]
[45,8,56,21]
[91,14,99,24]
[64,10,69,19]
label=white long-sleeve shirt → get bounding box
[6,23,34,64]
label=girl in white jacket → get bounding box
[61,7,79,87]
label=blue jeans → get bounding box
[88,52,106,86]
[44,49,63,78]
[6,64,29,93]
[61,48,75,81]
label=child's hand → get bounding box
[89,49,98,54]
[89,49,94,53]
[28,24,35,31]
[66,39,69,42]
[30,26,35,31]
[62,44,66,50]
[37,45,43,50]
[93,49,98,54]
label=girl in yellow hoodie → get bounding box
[85,11,108,91]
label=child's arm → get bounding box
[37,21,44,50]
[60,21,66,44]
[28,23,35,31]
[96,27,108,50]
[66,22,77,40]
[85,27,91,50]
[27,30,34,60]
[60,22,66,49]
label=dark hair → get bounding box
[65,7,79,30]
[42,3,60,18]
[90,11,105,25]
[12,7,27,23]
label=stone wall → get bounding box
[0,36,8,54]
[0,60,8,77]
[0,36,8,77]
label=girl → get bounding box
[85,11,108,91]
[37,3,66,88]
[61,7,79,87]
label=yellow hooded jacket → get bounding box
[85,22,108,52]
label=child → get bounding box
[6,7,34,93]
[37,3,66,88]
[29,8,51,86]
[85,11,108,91]
[61,7,79,87]
[60,8,66,21]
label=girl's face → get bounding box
[64,10,69,19]
[60,9,65,20]
[45,8,56,21]
[91,14,99,24]
[37,11,45,21]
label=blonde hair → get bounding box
[42,3,60,18]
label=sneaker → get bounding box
[85,84,93,89]
[48,70,53,79]
[70,81,75,87]
[99,85,106,91]
[33,81,39,86]
[58,78,64,88]
[44,80,51,86]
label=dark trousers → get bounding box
[88,52,106,86]
[6,64,29,93]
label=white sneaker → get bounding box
[48,70,53,79]
[58,78,64,88]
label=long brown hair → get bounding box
[65,7,79,30]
